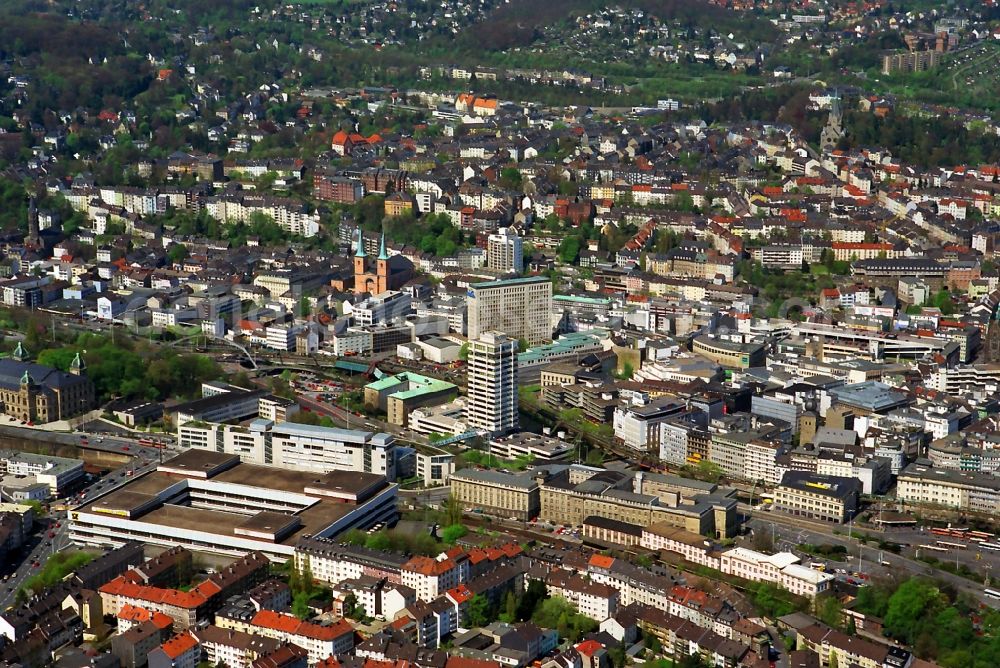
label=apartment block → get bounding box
[773,472,861,523]
[466,332,519,436]
[896,462,1000,513]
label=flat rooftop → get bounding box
[470,276,551,289]
[899,463,1000,491]
[0,449,84,475]
[172,388,267,415]
[76,454,392,547]
[270,421,394,446]
[158,450,241,477]
[830,381,909,411]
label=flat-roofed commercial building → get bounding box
[489,433,573,463]
[539,467,718,536]
[691,335,765,369]
[69,451,398,562]
[467,276,552,345]
[773,472,861,523]
[828,381,911,416]
[172,388,270,425]
[613,398,688,453]
[413,445,456,486]
[177,420,398,481]
[449,468,542,521]
[408,400,469,436]
[364,373,457,427]
[517,331,606,383]
[896,462,1000,513]
[0,450,84,494]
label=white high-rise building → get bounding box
[466,331,519,436]
[487,227,523,274]
[467,276,552,345]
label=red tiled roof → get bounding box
[447,584,473,605]
[99,576,209,610]
[159,632,198,659]
[390,616,413,630]
[500,543,522,558]
[150,612,173,630]
[117,604,153,622]
[588,554,615,569]
[251,610,354,641]
[194,580,222,599]
[403,555,457,577]
[575,639,603,657]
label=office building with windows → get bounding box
[467,277,552,345]
[466,332,519,436]
[177,420,398,481]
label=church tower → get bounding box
[70,352,86,376]
[11,341,28,363]
[353,229,368,294]
[20,370,37,423]
[26,195,41,248]
[820,92,844,152]
[376,233,389,293]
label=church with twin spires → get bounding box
[353,229,414,295]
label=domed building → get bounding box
[0,346,95,423]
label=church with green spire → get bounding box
[352,228,415,295]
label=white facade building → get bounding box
[487,227,524,274]
[466,332,519,436]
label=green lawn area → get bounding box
[461,449,535,471]
[558,408,614,441]
[518,384,541,407]
[21,550,96,597]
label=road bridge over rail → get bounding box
[426,430,485,447]
[333,359,385,378]
[252,360,386,379]
[166,334,258,369]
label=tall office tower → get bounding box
[467,276,552,346]
[487,227,524,274]
[466,331,519,436]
